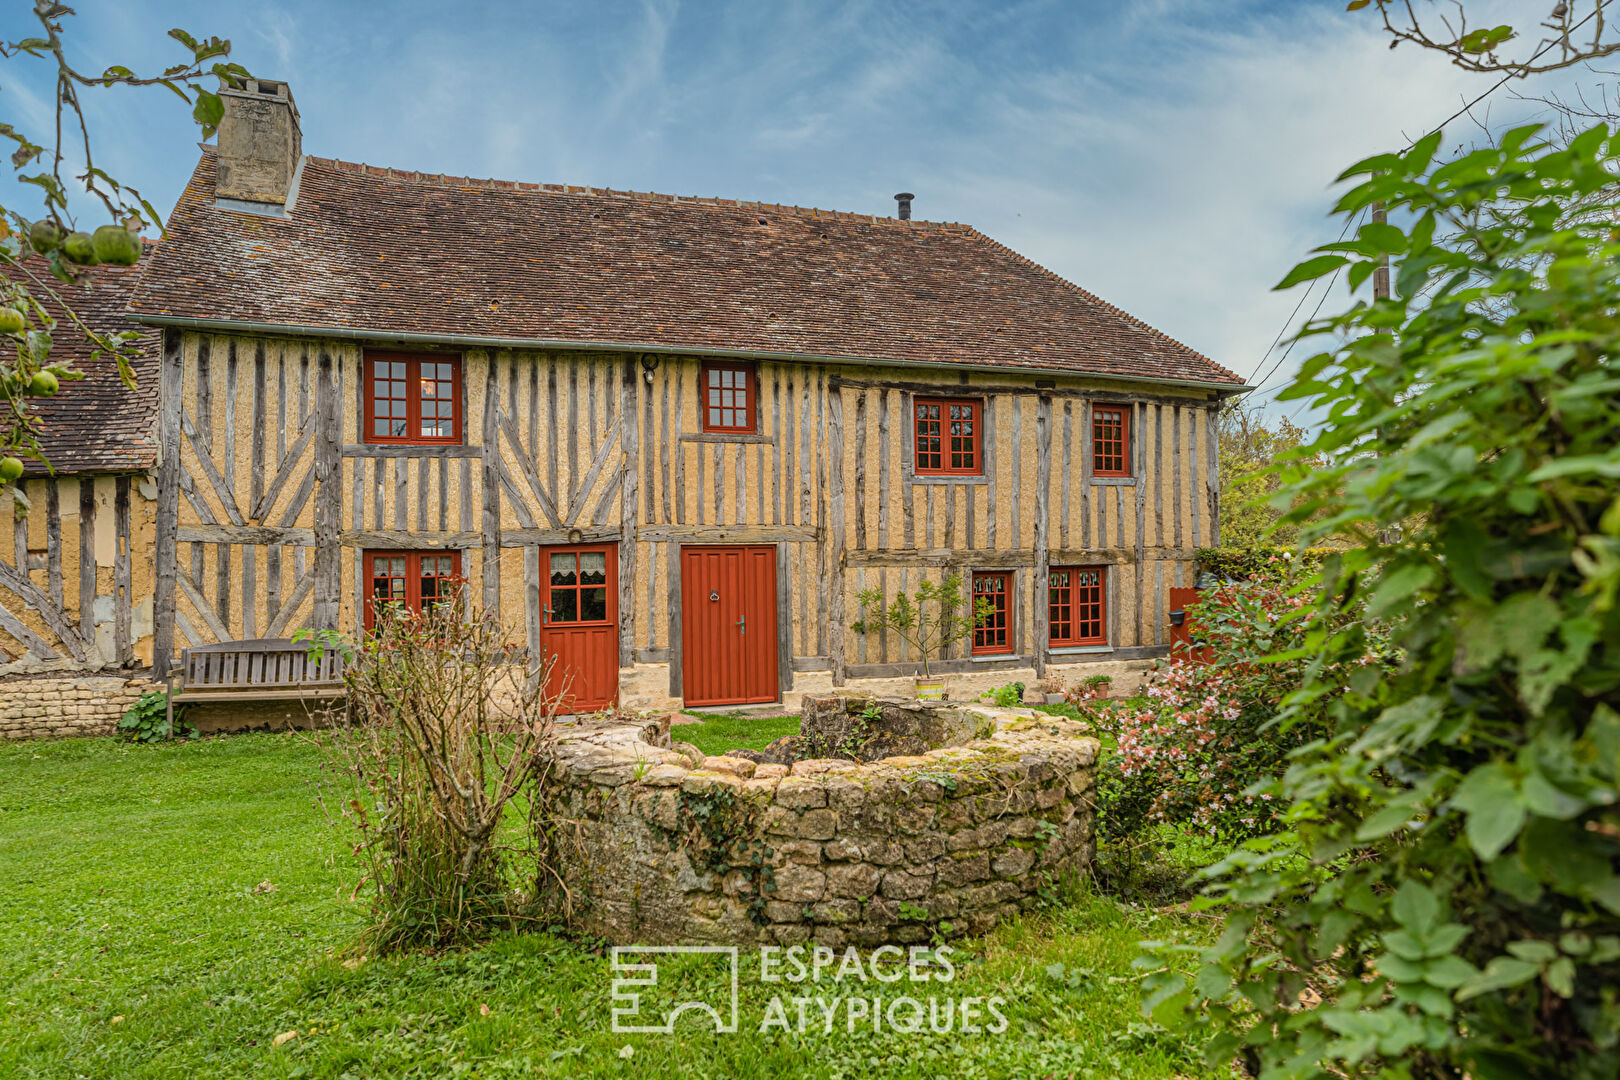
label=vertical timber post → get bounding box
[153,330,183,677]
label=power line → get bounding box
[1244,5,1604,391]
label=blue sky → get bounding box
[1,0,1583,412]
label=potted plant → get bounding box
[851,573,994,701]
[1037,676,1066,705]
[1081,673,1113,701]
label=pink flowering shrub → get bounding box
[1097,578,1376,843]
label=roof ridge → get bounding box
[305,155,975,231]
[955,225,1245,384]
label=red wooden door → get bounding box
[1167,586,1212,663]
[681,545,779,707]
[540,544,618,712]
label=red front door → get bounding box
[681,545,779,707]
[540,544,618,712]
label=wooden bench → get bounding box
[167,638,348,725]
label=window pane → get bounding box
[391,362,406,377]
[579,552,607,584]
[374,360,389,376]
[551,589,578,622]
[581,587,607,621]
[549,553,577,586]
[374,418,389,436]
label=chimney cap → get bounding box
[893,192,915,220]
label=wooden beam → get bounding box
[827,378,847,685]
[77,478,96,648]
[619,356,638,664]
[833,377,1214,408]
[481,353,502,613]
[44,479,61,611]
[311,351,343,630]
[340,443,482,458]
[1032,393,1053,678]
[115,476,132,665]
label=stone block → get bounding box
[704,755,757,779]
[811,899,861,924]
[937,853,991,887]
[904,834,946,862]
[773,864,826,903]
[774,778,828,809]
[772,840,823,866]
[992,848,1035,879]
[764,900,808,923]
[824,862,882,898]
[879,868,933,900]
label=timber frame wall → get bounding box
[0,473,147,673]
[148,328,1225,695]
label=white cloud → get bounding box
[3,0,1596,423]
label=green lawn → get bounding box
[676,711,802,756]
[0,734,1219,1078]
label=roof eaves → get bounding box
[126,312,1252,395]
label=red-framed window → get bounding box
[364,352,463,444]
[701,360,757,433]
[363,550,462,629]
[972,571,1012,655]
[1093,405,1130,477]
[1050,566,1106,647]
[914,398,981,475]
[544,546,614,625]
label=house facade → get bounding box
[0,77,1245,730]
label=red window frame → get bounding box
[542,544,616,627]
[700,360,757,433]
[914,397,982,476]
[362,550,462,630]
[363,351,463,445]
[1049,566,1107,647]
[1092,405,1131,477]
[971,571,1013,655]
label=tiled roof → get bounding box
[130,151,1244,388]
[0,256,159,475]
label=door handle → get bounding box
[736,614,745,636]
[543,603,551,624]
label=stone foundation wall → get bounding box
[540,707,1099,947]
[0,673,156,740]
[617,657,1156,713]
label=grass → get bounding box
[0,733,1222,1079]
[676,711,802,757]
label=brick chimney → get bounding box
[214,77,301,206]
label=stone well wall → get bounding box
[0,673,154,740]
[539,705,1099,947]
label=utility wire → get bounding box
[1244,5,1604,391]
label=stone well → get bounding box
[536,698,1099,947]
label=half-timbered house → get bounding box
[0,77,1247,733]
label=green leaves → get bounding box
[1275,255,1350,291]
[1451,763,1526,859]
[1170,116,1620,1080]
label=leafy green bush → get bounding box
[117,690,193,743]
[1194,545,1339,583]
[1144,126,1620,1080]
[984,681,1026,707]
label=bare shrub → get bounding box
[312,590,561,952]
